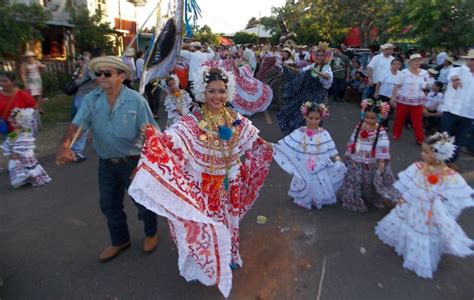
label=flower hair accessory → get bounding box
[191,66,236,103]
[378,101,391,119]
[317,42,330,52]
[300,101,312,116]
[360,98,374,112]
[429,132,457,162]
[318,103,330,118]
[160,73,180,94]
[9,108,35,130]
[360,99,390,121]
[300,101,330,118]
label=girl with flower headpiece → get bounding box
[273,101,347,209]
[277,42,333,135]
[375,132,473,279]
[1,108,51,188]
[162,74,194,128]
[340,99,395,212]
[128,67,273,297]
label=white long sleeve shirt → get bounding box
[442,65,474,119]
[180,48,215,82]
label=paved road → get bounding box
[1,100,473,300]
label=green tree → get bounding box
[69,5,115,54]
[267,0,396,46]
[232,31,258,44]
[245,17,259,29]
[193,25,220,44]
[388,0,474,51]
[0,3,50,58]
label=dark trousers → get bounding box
[439,112,473,162]
[329,78,346,101]
[379,95,394,128]
[98,159,158,246]
[144,83,160,116]
[363,85,375,99]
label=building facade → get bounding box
[8,0,156,60]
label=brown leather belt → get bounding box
[104,155,140,164]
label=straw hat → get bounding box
[409,53,422,61]
[190,41,202,47]
[380,43,395,50]
[445,56,454,64]
[123,48,135,57]
[88,56,131,75]
[23,51,35,57]
[461,49,474,59]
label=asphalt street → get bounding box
[1,100,473,300]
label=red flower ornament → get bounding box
[427,174,439,185]
[360,130,369,139]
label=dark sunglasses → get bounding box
[94,70,114,77]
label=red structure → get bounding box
[345,27,378,48]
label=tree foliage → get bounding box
[388,0,474,50]
[262,0,472,50]
[245,17,259,29]
[263,0,395,46]
[69,5,115,54]
[193,25,220,44]
[0,3,50,57]
[232,31,258,45]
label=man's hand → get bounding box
[452,77,462,90]
[389,98,396,107]
[55,145,76,166]
[378,160,386,172]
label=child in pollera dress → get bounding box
[1,108,51,188]
[375,132,473,279]
[163,75,194,128]
[273,101,347,209]
[340,99,395,212]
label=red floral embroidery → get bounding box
[360,130,369,139]
[144,134,170,164]
[230,184,240,209]
[184,221,200,244]
[202,173,224,212]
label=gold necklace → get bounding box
[200,106,241,186]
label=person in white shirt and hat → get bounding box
[180,41,215,101]
[364,43,395,99]
[439,49,474,165]
[437,56,455,86]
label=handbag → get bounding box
[63,77,91,96]
[0,93,15,134]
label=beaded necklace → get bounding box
[419,162,450,225]
[197,106,242,190]
[302,126,321,172]
[171,90,184,113]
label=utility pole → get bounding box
[257,11,261,45]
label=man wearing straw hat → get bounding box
[439,49,474,166]
[364,43,395,98]
[55,56,159,262]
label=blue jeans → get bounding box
[71,95,88,153]
[439,112,473,162]
[98,158,158,246]
[362,85,375,99]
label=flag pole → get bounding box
[124,0,162,53]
